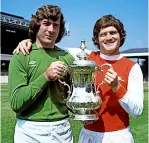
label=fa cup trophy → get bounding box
[59,40,112,120]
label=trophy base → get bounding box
[71,114,99,121]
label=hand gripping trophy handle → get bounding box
[94,63,113,95]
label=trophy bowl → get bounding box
[66,60,102,120]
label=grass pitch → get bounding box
[1,84,148,143]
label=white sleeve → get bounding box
[118,63,144,118]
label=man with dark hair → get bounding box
[79,14,144,143]
[8,5,74,143]
[13,14,144,143]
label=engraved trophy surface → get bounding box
[60,40,112,120]
[66,40,101,120]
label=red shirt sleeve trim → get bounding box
[114,84,127,99]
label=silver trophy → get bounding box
[59,40,112,120]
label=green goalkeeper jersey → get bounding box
[8,43,74,121]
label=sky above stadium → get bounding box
[1,0,148,51]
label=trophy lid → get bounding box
[72,40,96,67]
[77,40,89,60]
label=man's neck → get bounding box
[35,40,55,49]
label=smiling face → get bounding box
[97,26,121,55]
[36,19,60,48]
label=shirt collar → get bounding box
[100,52,123,61]
[32,43,61,51]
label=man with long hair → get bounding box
[8,5,74,143]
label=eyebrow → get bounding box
[42,19,60,24]
[42,20,49,22]
[100,30,118,34]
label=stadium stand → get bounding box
[0,12,148,83]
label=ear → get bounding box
[120,36,124,46]
[95,38,99,44]
[29,29,33,33]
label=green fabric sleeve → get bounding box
[8,54,48,113]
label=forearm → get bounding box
[9,74,48,113]
[115,64,144,118]
[8,55,48,113]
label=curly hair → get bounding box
[92,14,126,49]
[29,5,66,43]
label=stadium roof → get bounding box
[0,12,30,31]
[121,48,148,53]
[121,48,148,59]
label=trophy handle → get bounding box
[58,79,71,99]
[100,63,113,71]
[58,64,72,99]
[95,63,113,95]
